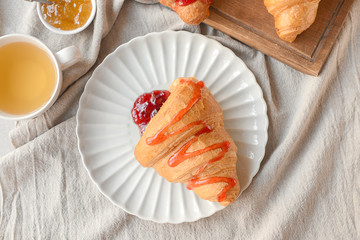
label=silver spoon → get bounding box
[25,0,52,4]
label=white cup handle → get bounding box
[55,46,82,71]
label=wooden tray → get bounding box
[204,0,354,76]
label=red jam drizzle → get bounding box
[187,177,237,202]
[175,0,213,7]
[175,0,197,6]
[131,90,170,135]
[146,79,236,202]
[146,81,204,145]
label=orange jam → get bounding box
[41,0,93,31]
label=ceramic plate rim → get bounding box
[76,30,269,223]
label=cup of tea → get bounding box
[0,34,81,120]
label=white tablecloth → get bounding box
[0,0,359,239]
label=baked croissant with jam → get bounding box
[264,0,321,42]
[134,77,240,206]
[159,0,212,25]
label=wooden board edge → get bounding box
[204,12,321,76]
[204,0,354,76]
[312,0,354,74]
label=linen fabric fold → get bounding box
[0,0,359,239]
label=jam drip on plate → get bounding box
[146,79,236,202]
[175,0,213,7]
[131,90,170,135]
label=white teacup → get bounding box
[0,34,82,120]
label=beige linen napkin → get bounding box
[1,0,360,239]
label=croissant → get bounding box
[134,77,240,206]
[159,0,212,25]
[264,0,321,42]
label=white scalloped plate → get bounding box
[76,31,268,223]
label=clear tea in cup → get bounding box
[0,42,57,115]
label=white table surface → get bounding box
[0,119,15,157]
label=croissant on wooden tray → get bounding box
[134,77,240,206]
[264,0,321,42]
[159,0,212,25]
